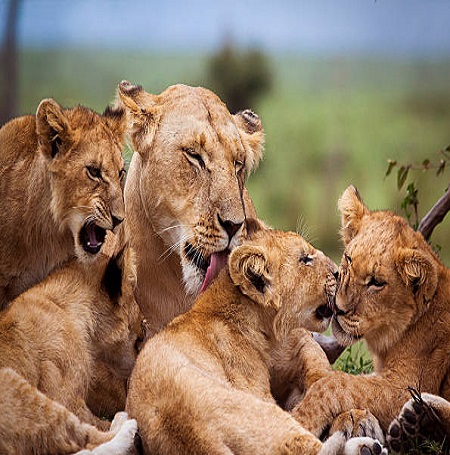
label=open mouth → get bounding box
[184,243,229,293]
[79,219,107,255]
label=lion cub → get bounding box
[0,98,126,309]
[0,233,143,454]
[126,220,385,455]
[291,185,450,440]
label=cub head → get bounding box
[118,81,264,294]
[333,185,440,355]
[93,235,145,379]
[36,98,127,260]
[229,219,337,338]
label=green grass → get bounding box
[17,49,450,264]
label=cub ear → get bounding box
[229,244,279,309]
[36,98,73,160]
[233,110,264,175]
[116,80,158,156]
[338,185,369,245]
[102,103,127,142]
[396,247,438,304]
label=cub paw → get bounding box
[387,392,446,453]
[331,409,384,443]
[320,432,387,455]
[344,437,388,455]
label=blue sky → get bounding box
[2,0,450,57]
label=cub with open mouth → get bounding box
[0,97,127,309]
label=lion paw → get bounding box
[344,437,387,455]
[320,432,387,455]
[77,418,138,455]
[387,392,446,453]
[331,409,385,443]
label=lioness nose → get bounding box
[218,215,243,241]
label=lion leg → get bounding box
[272,328,332,410]
[312,332,346,364]
[387,392,450,453]
[291,372,409,436]
[0,368,136,455]
[87,360,128,421]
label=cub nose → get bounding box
[112,215,124,229]
[218,215,243,241]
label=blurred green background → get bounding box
[16,50,450,264]
[3,1,450,265]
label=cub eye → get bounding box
[300,254,313,265]
[367,277,386,289]
[86,165,102,180]
[182,147,205,170]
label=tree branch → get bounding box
[418,184,450,241]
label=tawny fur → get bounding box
[126,222,380,454]
[0,98,126,309]
[0,233,143,454]
[117,81,263,336]
[291,185,450,436]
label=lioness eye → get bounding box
[300,254,313,265]
[86,165,102,180]
[182,147,205,170]
[367,277,386,289]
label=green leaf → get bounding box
[397,166,409,190]
[385,159,397,177]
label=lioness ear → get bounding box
[117,80,158,156]
[338,185,369,245]
[229,244,279,309]
[233,110,264,175]
[36,98,73,160]
[396,247,438,304]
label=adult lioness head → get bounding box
[333,185,440,355]
[36,99,126,259]
[118,81,264,295]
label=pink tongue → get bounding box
[200,251,229,293]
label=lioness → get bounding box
[0,233,143,454]
[291,185,450,438]
[117,81,263,335]
[126,220,385,455]
[0,98,126,309]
